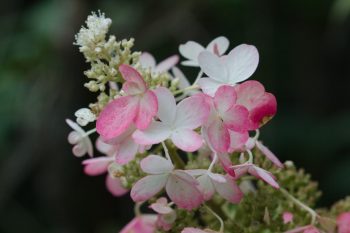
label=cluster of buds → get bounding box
[66,12,350,233]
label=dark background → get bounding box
[0,0,350,232]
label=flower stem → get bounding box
[161,141,172,161]
[173,84,199,95]
[83,128,96,137]
[204,204,225,233]
[280,188,318,225]
[193,70,204,85]
[134,201,144,217]
[208,153,218,172]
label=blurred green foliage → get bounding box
[0,0,350,232]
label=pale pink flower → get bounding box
[133,87,210,152]
[82,157,129,197]
[197,44,259,96]
[186,170,243,204]
[131,155,204,210]
[66,119,93,157]
[202,85,249,153]
[182,227,218,233]
[96,64,158,140]
[283,212,294,224]
[337,212,350,233]
[140,52,179,73]
[285,225,320,233]
[150,197,176,231]
[96,126,149,165]
[234,80,277,130]
[179,36,229,67]
[120,215,158,233]
[233,163,279,189]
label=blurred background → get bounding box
[0,0,350,232]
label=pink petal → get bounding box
[226,44,259,83]
[228,130,249,153]
[82,157,113,176]
[140,52,156,69]
[208,172,226,183]
[149,198,173,214]
[120,215,157,233]
[337,212,350,233]
[105,175,129,197]
[212,175,243,204]
[166,172,203,210]
[283,212,294,224]
[214,85,237,115]
[134,90,158,130]
[153,87,176,124]
[115,137,139,165]
[173,170,199,185]
[96,96,138,140]
[131,174,168,202]
[249,92,277,129]
[285,225,318,233]
[174,94,210,129]
[206,36,230,56]
[251,166,279,189]
[119,64,146,92]
[255,141,283,168]
[140,155,174,174]
[198,51,228,82]
[197,78,223,96]
[207,120,230,153]
[132,121,172,145]
[155,55,179,73]
[179,41,205,65]
[197,174,215,200]
[217,153,236,177]
[171,129,203,152]
[221,105,249,132]
[182,228,209,233]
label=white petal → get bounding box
[153,87,177,124]
[171,129,203,152]
[206,36,230,56]
[198,51,228,82]
[226,44,259,84]
[179,41,205,63]
[140,155,174,174]
[197,78,224,96]
[131,174,168,202]
[115,137,139,165]
[197,174,215,200]
[140,52,156,69]
[155,55,179,73]
[132,121,172,145]
[208,172,226,183]
[172,67,191,89]
[212,175,243,204]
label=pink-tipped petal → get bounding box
[171,129,203,152]
[252,166,279,189]
[140,155,174,174]
[198,51,228,82]
[212,175,243,204]
[105,175,129,197]
[155,55,179,73]
[197,78,223,97]
[119,64,147,92]
[228,130,249,152]
[96,96,138,140]
[174,94,210,129]
[82,157,113,176]
[134,90,158,130]
[132,121,172,145]
[115,137,139,165]
[166,173,203,210]
[120,215,157,233]
[255,141,283,168]
[153,87,176,124]
[214,85,237,114]
[140,52,156,69]
[217,153,236,177]
[206,36,230,56]
[207,120,230,153]
[226,44,259,83]
[131,174,168,202]
[222,105,249,132]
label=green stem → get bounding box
[204,204,225,233]
[166,141,185,169]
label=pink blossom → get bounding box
[202,85,249,153]
[284,225,320,233]
[140,52,179,73]
[82,157,129,197]
[120,215,157,233]
[131,155,204,210]
[179,36,229,67]
[182,227,218,233]
[234,80,277,130]
[96,64,158,140]
[233,163,279,189]
[283,212,294,224]
[186,170,243,204]
[149,197,176,231]
[197,44,259,96]
[337,212,350,233]
[66,119,93,157]
[133,87,210,152]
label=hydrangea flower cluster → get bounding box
[66,12,350,233]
